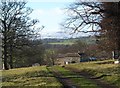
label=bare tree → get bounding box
[0,1,41,70]
[62,2,103,34]
[62,1,120,59]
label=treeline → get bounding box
[12,39,45,68]
[43,38,112,66]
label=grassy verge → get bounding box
[1,66,62,87]
[49,66,100,88]
[65,60,120,87]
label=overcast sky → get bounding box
[26,0,92,39]
[27,2,67,38]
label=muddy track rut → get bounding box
[65,66,119,88]
[47,67,80,88]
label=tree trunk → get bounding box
[3,36,9,70]
[9,46,13,69]
[9,38,13,69]
[52,58,54,66]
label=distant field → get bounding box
[49,42,74,45]
[44,37,96,45]
[48,39,77,45]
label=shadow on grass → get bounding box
[2,70,54,82]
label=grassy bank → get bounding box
[49,66,99,88]
[1,60,119,87]
[65,60,120,87]
[1,66,62,87]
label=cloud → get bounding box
[52,8,64,15]
[30,7,65,20]
[30,9,44,18]
[29,7,67,38]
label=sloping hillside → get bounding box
[1,66,62,87]
[1,60,119,87]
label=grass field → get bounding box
[49,42,74,45]
[1,66,62,87]
[65,60,120,87]
[48,39,75,45]
[1,60,119,87]
[49,66,100,88]
[47,37,96,45]
[43,37,96,45]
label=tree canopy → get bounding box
[63,1,120,56]
[0,1,43,70]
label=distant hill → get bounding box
[42,36,96,45]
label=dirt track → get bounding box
[65,66,119,88]
[47,66,119,88]
[47,67,79,88]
